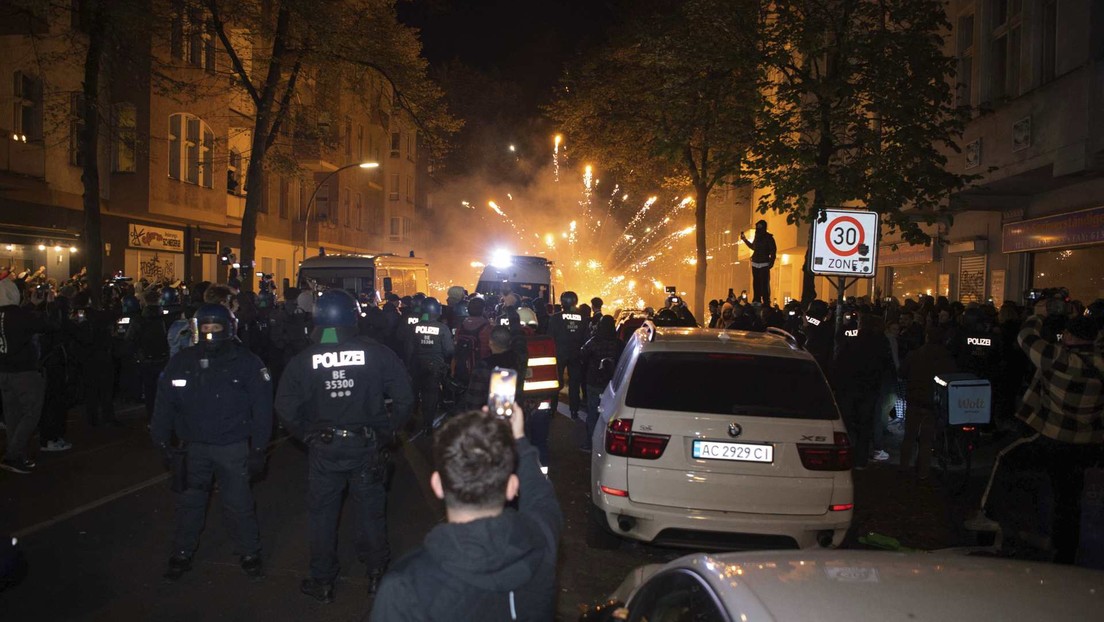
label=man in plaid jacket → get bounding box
[975,300,1104,563]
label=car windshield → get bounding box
[625,351,838,419]
[299,268,375,297]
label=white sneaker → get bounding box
[871,450,890,462]
[41,439,73,452]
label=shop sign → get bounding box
[878,242,934,266]
[128,223,184,252]
[1002,206,1104,253]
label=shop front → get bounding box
[124,222,185,283]
[878,242,937,301]
[1003,206,1104,303]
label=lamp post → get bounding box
[302,161,379,260]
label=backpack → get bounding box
[452,323,487,384]
[137,316,170,361]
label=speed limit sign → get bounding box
[810,209,880,276]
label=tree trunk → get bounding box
[239,126,267,292]
[693,184,709,321]
[80,0,105,307]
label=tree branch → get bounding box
[207,0,261,106]
[265,53,302,151]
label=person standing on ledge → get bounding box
[741,219,777,306]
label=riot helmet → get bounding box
[961,306,986,332]
[421,297,442,321]
[314,290,359,328]
[452,299,470,320]
[120,294,141,316]
[1086,299,1104,331]
[159,287,183,315]
[560,291,578,311]
[194,303,236,352]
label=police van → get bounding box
[297,253,429,302]
[474,255,555,305]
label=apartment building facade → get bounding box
[0,1,428,293]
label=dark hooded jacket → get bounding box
[579,315,623,388]
[370,438,562,622]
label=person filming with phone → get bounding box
[370,397,563,621]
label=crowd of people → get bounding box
[2,265,1102,612]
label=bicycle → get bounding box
[931,373,991,495]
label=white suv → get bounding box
[589,324,853,549]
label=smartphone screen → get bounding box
[487,367,518,418]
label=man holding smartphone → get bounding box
[371,405,563,621]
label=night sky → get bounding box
[400,0,617,113]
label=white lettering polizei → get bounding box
[312,350,366,369]
[967,337,991,347]
[563,314,582,322]
[414,325,440,335]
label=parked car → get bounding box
[589,323,852,549]
[581,549,1104,621]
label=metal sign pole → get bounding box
[833,276,846,362]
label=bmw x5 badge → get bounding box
[728,423,742,438]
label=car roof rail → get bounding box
[764,326,800,349]
[638,319,658,342]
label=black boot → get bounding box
[366,568,386,597]
[300,578,334,603]
[240,554,264,580]
[163,554,192,581]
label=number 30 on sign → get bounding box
[810,209,880,277]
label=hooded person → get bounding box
[740,219,777,305]
[370,408,562,621]
[578,315,623,451]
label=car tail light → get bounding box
[600,485,628,497]
[605,419,670,460]
[797,432,852,471]
[829,503,854,512]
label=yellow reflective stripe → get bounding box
[524,380,560,391]
[528,357,557,366]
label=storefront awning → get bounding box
[1003,206,1104,253]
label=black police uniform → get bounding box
[126,305,173,420]
[275,335,414,587]
[549,309,587,417]
[150,340,273,562]
[403,318,454,429]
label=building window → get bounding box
[389,173,399,201]
[390,131,400,157]
[167,113,214,188]
[406,132,415,161]
[406,175,413,203]
[69,92,85,166]
[989,0,1022,101]
[357,124,364,160]
[390,216,402,241]
[171,3,216,73]
[227,148,243,195]
[956,13,974,107]
[1040,0,1058,84]
[12,71,42,141]
[344,118,352,157]
[315,181,330,221]
[279,177,289,219]
[112,102,136,172]
[343,189,350,225]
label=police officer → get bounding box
[404,297,453,433]
[803,299,834,372]
[126,289,174,421]
[276,290,413,602]
[549,291,587,419]
[151,304,273,582]
[952,306,1002,382]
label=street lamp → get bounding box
[302,161,379,260]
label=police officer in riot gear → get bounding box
[404,297,454,433]
[549,291,587,419]
[952,306,1002,382]
[804,300,834,372]
[275,290,414,603]
[151,304,273,582]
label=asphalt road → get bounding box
[1,400,993,620]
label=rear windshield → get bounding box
[299,268,375,297]
[625,352,838,419]
[476,280,550,303]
